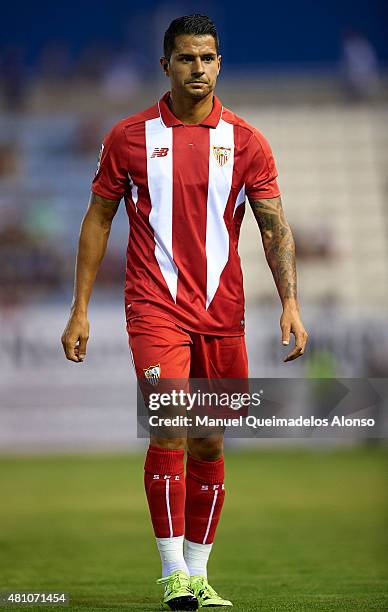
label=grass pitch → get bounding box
[0,447,387,611]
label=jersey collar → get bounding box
[158,91,223,128]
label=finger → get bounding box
[61,334,68,357]
[284,347,303,362]
[77,335,89,361]
[281,323,291,346]
[61,334,76,361]
[67,345,80,362]
[63,336,81,362]
[296,330,308,354]
[66,349,81,362]
[284,332,306,362]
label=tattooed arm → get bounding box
[249,196,308,361]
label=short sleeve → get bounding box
[91,123,129,201]
[245,129,281,200]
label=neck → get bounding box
[169,90,214,124]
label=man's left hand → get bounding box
[280,306,308,362]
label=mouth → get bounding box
[187,81,207,84]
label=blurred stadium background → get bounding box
[0,0,387,452]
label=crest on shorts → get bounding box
[144,363,161,386]
[212,146,231,167]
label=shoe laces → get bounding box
[157,571,191,593]
[192,576,219,598]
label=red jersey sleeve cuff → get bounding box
[91,186,124,202]
[246,177,281,200]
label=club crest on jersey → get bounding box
[151,147,169,158]
[143,363,161,386]
[213,145,231,167]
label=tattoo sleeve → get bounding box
[249,196,297,302]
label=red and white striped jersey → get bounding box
[92,92,280,335]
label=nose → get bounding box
[191,57,205,76]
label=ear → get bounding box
[160,57,169,77]
[217,54,222,76]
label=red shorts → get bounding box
[128,316,249,429]
[126,315,248,380]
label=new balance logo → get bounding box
[151,147,169,158]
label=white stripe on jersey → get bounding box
[206,119,235,309]
[145,117,178,303]
[233,184,245,216]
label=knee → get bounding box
[187,436,224,460]
[150,436,186,451]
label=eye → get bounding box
[203,56,214,62]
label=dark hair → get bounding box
[163,14,219,60]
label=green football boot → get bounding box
[157,570,198,610]
[190,576,233,607]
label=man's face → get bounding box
[161,34,221,99]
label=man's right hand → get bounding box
[61,312,90,362]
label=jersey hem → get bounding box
[125,311,245,337]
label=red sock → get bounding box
[144,445,185,538]
[185,454,225,544]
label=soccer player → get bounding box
[61,14,308,610]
